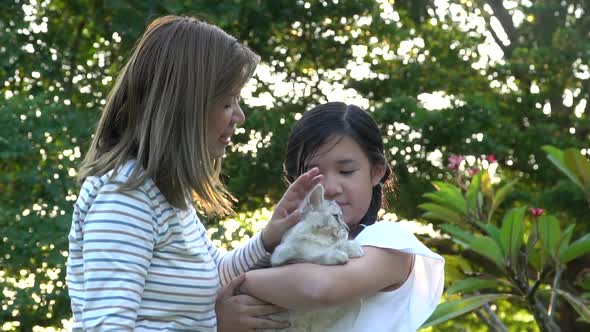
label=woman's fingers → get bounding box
[233,294,269,305]
[217,274,246,302]
[281,209,302,228]
[280,168,323,213]
[233,295,286,315]
[246,316,290,329]
[290,168,322,196]
[262,167,324,251]
[245,304,286,316]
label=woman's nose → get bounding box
[234,103,245,125]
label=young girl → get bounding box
[66,16,322,331]
[242,102,445,331]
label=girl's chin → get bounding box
[345,220,360,229]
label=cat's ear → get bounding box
[308,183,324,209]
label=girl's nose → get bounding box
[323,177,342,200]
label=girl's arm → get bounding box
[241,246,414,310]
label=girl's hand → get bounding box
[216,274,289,332]
[261,168,323,252]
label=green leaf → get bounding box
[479,222,501,243]
[446,277,507,295]
[419,203,463,224]
[466,172,482,213]
[432,181,463,197]
[488,179,518,223]
[561,233,590,264]
[470,236,505,269]
[542,145,583,188]
[555,289,590,323]
[423,188,467,215]
[558,224,575,258]
[499,207,525,268]
[528,250,542,271]
[579,272,590,291]
[420,294,509,328]
[564,148,590,189]
[538,215,561,262]
[443,255,474,282]
[439,224,475,247]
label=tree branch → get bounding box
[482,303,509,332]
[488,0,519,44]
[528,266,551,300]
[529,294,562,332]
[548,267,563,317]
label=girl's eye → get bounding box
[341,170,356,175]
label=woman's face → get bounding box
[207,95,245,159]
[306,135,384,227]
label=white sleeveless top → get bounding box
[326,221,445,332]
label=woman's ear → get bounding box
[371,162,387,186]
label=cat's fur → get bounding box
[267,184,364,331]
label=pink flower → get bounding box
[448,155,464,170]
[529,208,544,217]
[468,167,480,176]
[486,154,497,163]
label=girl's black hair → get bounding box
[284,102,393,237]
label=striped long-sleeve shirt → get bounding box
[66,160,271,331]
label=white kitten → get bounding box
[267,184,364,332]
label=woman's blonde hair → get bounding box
[78,15,260,215]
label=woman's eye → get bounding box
[341,170,356,175]
[224,97,239,109]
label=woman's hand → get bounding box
[216,274,289,332]
[261,167,323,252]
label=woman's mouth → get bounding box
[219,134,232,145]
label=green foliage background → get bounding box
[1,0,588,331]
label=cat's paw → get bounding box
[344,240,364,258]
[271,244,297,266]
[321,249,349,265]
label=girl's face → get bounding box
[207,95,245,159]
[306,135,385,227]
